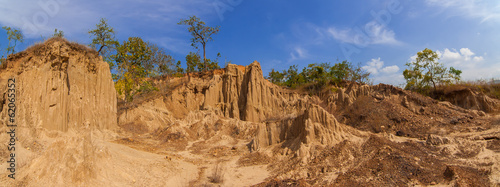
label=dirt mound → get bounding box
[323,83,491,138]
[437,87,500,113]
[0,38,117,132]
[256,131,498,186]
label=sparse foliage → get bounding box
[53,28,64,37]
[2,26,24,57]
[209,162,224,184]
[149,43,175,76]
[174,60,184,77]
[178,16,220,71]
[89,18,119,68]
[403,48,462,92]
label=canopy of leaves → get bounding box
[186,52,201,73]
[266,61,371,89]
[113,37,174,102]
[197,53,221,71]
[185,52,220,72]
[403,48,461,92]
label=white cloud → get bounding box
[0,0,214,42]
[473,56,484,61]
[436,48,484,68]
[362,58,403,85]
[425,0,500,23]
[460,48,475,60]
[282,20,401,63]
[328,21,401,46]
[440,48,462,60]
[147,36,192,55]
[436,48,492,80]
[289,47,308,62]
[363,58,384,74]
[328,28,352,43]
[376,74,406,87]
[381,65,400,74]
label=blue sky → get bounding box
[1,0,500,86]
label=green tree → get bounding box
[178,16,220,71]
[53,28,64,37]
[348,62,371,84]
[89,18,119,68]
[198,52,221,71]
[284,65,305,88]
[2,26,24,57]
[267,69,285,85]
[174,60,184,77]
[449,67,462,83]
[308,65,327,85]
[113,37,174,102]
[330,61,370,85]
[266,61,371,89]
[403,48,461,91]
[185,52,201,73]
[330,61,350,84]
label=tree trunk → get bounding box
[431,78,436,91]
[203,44,207,71]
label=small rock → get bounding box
[426,134,450,146]
[396,131,406,137]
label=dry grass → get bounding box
[18,37,97,59]
[1,37,98,71]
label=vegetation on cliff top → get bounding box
[7,16,500,104]
[266,61,371,92]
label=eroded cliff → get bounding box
[0,38,117,132]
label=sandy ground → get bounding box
[0,126,271,187]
